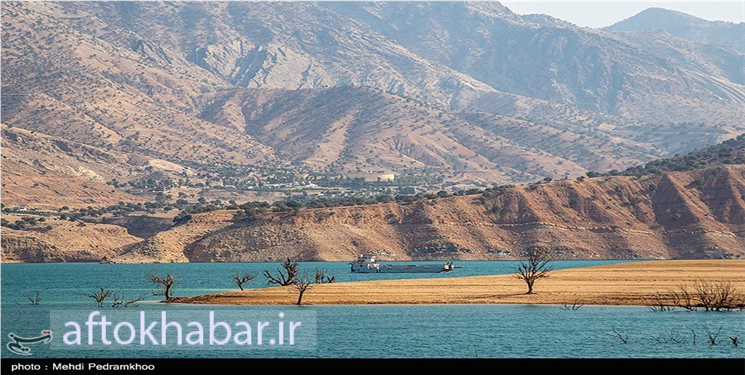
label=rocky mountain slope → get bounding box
[326,2,745,124]
[1,2,279,169]
[1,125,142,207]
[198,86,659,182]
[2,2,744,202]
[109,165,745,263]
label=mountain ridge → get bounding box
[606,7,745,50]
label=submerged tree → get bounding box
[515,248,553,294]
[23,292,42,306]
[111,293,146,308]
[264,258,298,286]
[148,273,177,301]
[84,287,114,307]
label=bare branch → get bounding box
[23,292,42,306]
[231,271,256,290]
[690,328,697,345]
[263,258,298,286]
[647,292,673,311]
[84,287,114,307]
[563,299,583,311]
[123,294,146,307]
[611,324,629,344]
[112,292,146,308]
[702,324,722,345]
[668,328,685,344]
[314,269,336,284]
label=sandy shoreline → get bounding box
[176,260,745,306]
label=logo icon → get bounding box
[6,331,52,356]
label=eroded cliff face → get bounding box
[111,166,745,262]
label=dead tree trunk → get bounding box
[294,272,312,306]
[148,273,177,301]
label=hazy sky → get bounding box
[501,2,745,28]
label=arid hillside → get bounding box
[108,165,745,263]
[1,125,146,208]
[1,218,141,263]
[2,1,744,204]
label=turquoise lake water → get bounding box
[2,261,743,358]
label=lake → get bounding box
[2,261,743,358]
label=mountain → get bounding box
[606,8,745,50]
[0,2,281,170]
[198,86,660,182]
[2,1,744,208]
[324,2,745,124]
[606,30,745,85]
[110,165,745,262]
[110,136,745,263]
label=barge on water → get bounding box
[350,255,455,273]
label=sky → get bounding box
[501,2,745,28]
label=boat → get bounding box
[350,255,455,273]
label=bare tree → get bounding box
[670,286,697,311]
[694,281,737,311]
[148,273,177,301]
[516,248,553,294]
[314,269,336,284]
[665,281,741,311]
[84,287,114,307]
[293,272,313,306]
[231,271,255,290]
[263,258,298,286]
